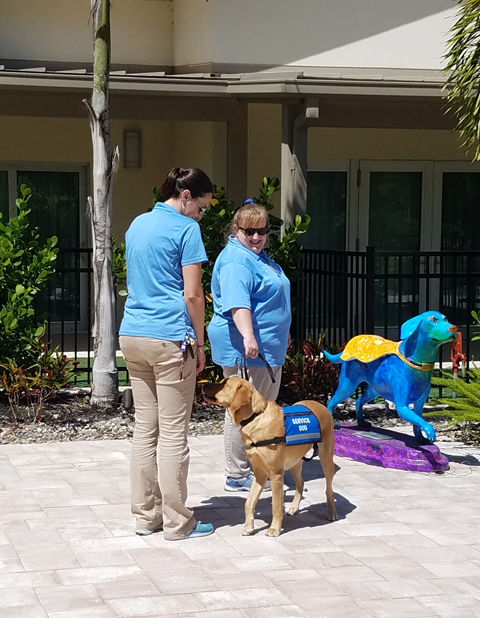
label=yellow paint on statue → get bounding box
[340,335,398,363]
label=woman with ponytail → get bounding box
[119,167,215,540]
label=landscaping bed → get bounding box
[0,391,478,447]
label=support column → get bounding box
[227,101,248,206]
[281,99,319,226]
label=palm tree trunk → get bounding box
[84,0,119,407]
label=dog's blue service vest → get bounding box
[283,405,322,446]
[246,404,322,448]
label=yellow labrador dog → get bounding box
[204,377,337,537]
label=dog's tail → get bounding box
[323,350,343,364]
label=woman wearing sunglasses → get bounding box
[208,200,291,492]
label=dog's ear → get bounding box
[229,382,253,425]
[401,316,422,358]
[400,314,423,340]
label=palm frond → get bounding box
[444,0,480,160]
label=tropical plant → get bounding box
[112,236,127,297]
[429,368,480,424]
[444,0,480,161]
[83,0,120,407]
[279,335,341,405]
[0,184,58,368]
[471,309,480,341]
[0,325,81,421]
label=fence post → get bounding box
[366,245,375,334]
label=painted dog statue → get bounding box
[324,311,458,443]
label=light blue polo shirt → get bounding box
[207,236,291,367]
[119,202,207,341]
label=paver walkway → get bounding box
[1,433,480,618]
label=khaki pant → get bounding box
[222,365,282,478]
[119,336,197,540]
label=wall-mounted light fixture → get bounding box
[123,130,141,169]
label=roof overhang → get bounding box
[0,65,447,99]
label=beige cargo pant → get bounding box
[119,336,197,540]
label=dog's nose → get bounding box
[449,325,458,333]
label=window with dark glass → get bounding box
[304,171,347,251]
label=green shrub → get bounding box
[429,368,480,424]
[279,335,340,405]
[471,309,480,341]
[0,184,59,367]
[0,325,81,421]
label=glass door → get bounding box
[433,163,480,330]
[304,169,348,250]
[358,161,431,333]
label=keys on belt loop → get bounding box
[179,334,196,380]
[181,334,195,359]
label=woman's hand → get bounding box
[196,346,206,373]
[243,334,258,359]
[231,308,258,358]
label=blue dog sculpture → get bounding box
[325,311,458,443]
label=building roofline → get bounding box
[0,64,447,99]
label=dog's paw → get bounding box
[265,527,281,537]
[241,525,254,536]
[286,505,299,516]
[326,509,338,522]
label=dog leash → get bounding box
[240,353,276,383]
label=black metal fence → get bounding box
[43,248,129,387]
[45,247,480,386]
[292,247,480,368]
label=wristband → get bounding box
[197,344,205,348]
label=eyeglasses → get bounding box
[238,225,270,237]
[193,196,209,214]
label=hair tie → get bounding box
[243,198,254,205]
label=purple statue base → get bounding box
[334,423,450,473]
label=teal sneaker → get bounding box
[224,472,271,492]
[178,522,214,540]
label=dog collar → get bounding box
[240,413,260,427]
[396,342,434,372]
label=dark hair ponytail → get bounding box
[160,167,214,201]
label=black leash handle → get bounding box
[240,353,276,384]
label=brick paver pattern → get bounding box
[0,433,480,617]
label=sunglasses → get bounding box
[238,225,270,237]
[193,196,209,214]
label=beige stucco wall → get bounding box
[308,128,470,166]
[209,0,454,71]
[172,121,227,189]
[0,0,173,67]
[1,0,456,73]
[0,115,231,240]
[173,0,212,69]
[0,115,174,240]
[247,104,282,215]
